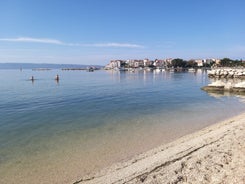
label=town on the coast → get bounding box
[104,57,244,71]
[105,57,245,94]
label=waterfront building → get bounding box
[195,59,204,67]
[105,57,221,70]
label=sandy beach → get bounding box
[75,112,245,184]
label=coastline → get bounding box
[76,112,245,184]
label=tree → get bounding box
[220,58,242,67]
[171,58,187,68]
[220,58,233,67]
[186,60,197,68]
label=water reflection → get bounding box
[204,87,245,101]
[105,69,203,82]
[210,77,245,84]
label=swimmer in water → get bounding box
[55,74,59,81]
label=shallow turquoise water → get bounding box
[1,69,245,183]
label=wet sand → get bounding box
[77,112,245,184]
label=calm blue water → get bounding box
[1,69,245,183]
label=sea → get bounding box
[1,69,245,183]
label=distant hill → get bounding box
[0,63,103,69]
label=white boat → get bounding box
[128,68,135,72]
[188,68,196,72]
[155,68,162,72]
[146,67,153,71]
[114,67,126,71]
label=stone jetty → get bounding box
[207,68,245,79]
[202,80,245,93]
[202,68,245,93]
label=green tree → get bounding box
[186,60,197,68]
[220,58,233,67]
[219,58,243,67]
[171,58,187,68]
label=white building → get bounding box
[195,59,204,67]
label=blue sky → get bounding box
[0,0,244,65]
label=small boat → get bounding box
[114,67,126,71]
[169,68,175,72]
[87,67,94,72]
[128,68,135,72]
[188,68,196,72]
[155,68,162,72]
[146,67,153,71]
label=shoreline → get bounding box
[76,112,245,184]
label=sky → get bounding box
[0,0,244,65]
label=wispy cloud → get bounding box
[0,37,144,48]
[86,43,144,48]
[0,37,63,45]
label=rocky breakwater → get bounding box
[202,80,245,93]
[203,68,245,94]
[208,68,245,79]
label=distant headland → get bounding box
[0,63,103,70]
